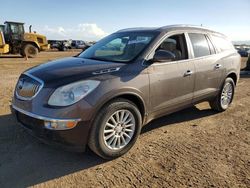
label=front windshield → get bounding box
[78,32,158,63]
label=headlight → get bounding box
[48,80,100,106]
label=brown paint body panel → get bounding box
[12,25,241,151]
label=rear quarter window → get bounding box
[210,35,234,52]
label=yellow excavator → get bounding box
[0,21,50,57]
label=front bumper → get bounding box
[40,44,50,51]
[12,105,92,152]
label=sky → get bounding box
[1,0,250,41]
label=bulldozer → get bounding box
[0,21,50,57]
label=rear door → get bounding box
[187,33,224,102]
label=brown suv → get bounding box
[12,25,241,159]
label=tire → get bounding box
[88,98,142,159]
[61,46,67,51]
[209,77,235,112]
[20,50,25,57]
[23,44,38,58]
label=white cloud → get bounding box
[41,23,107,41]
[77,23,106,37]
[43,26,67,37]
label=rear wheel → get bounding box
[88,99,142,159]
[209,77,235,112]
[22,44,38,58]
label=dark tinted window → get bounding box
[210,35,234,52]
[189,33,210,58]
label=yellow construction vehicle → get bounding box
[0,24,9,54]
[0,21,50,57]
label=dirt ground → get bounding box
[0,52,249,188]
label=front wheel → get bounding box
[22,44,38,58]
[88,99,142,159]
[209,77,235,112]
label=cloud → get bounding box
[77,23,106,38]
[43,26,67,37]
[41,23,107,41]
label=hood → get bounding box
[25,57,124,87]
[23,32,47,41]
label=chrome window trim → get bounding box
[15,72,44,101]
[141,30,235,67]
[12,104,81,122]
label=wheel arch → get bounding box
[21,41,39,50]
[93,92,147,124]
[226,72,238,85]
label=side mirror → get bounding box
[153,50,176,62]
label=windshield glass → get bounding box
[78,32,158,62]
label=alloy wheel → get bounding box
[221,82,233,108]
[103,110,135,150]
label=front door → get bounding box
[147,33,195,119]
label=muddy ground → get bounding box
[0,52,249,187]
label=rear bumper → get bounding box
[12,105,91,152]
[40,44,50,51]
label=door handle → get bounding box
[184,70,193,77]
[214,64,222,69]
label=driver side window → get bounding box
[155,33,188,61]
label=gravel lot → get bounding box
[0,52,249,187]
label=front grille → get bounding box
[15,74,42,100]
[37,37,44,43]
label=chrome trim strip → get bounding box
[92,67,121,75]
[12,105,81,122]
[15,72,44,101]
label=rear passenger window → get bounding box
[210,35,234,52]
[188,33,211,58]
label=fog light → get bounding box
[44,120,78,130]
